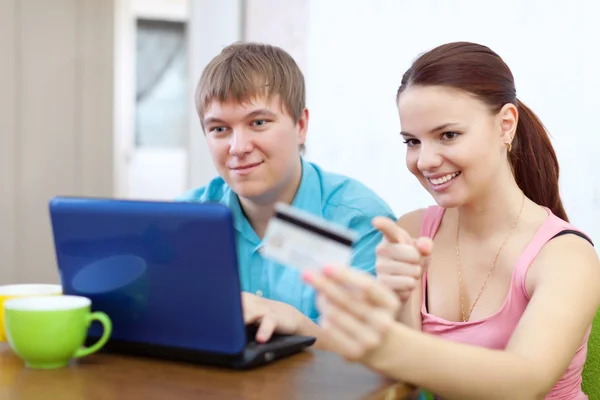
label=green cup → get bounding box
[3,295,112,369]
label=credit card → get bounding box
[260,202,359,271]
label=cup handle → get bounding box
[73,311,112,359]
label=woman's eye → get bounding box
[442,131,459,140]
[403,138,420,147]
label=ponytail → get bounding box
[511,99,568,221]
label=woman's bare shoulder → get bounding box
[396,208,428,238]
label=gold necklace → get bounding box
[456,193,525,322]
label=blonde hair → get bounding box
[195,42,306,127]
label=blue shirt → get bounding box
[178,158,396,321]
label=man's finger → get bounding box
[243,309,260,325]
[372,217,413,245]
[256,315,276,343]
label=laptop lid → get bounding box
[48,196,247,356]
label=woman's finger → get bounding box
[415,236,433,271]
[326,301,380,351]
[415,236,434,256]
[398,291,411,303]
[376,242,422,264]
[320,317,365,361]
[372,217,413,245]
[322,266,400,312]
[376,259,422,278]
[316,294,330,313]
[377,274,418,292]
[306,271,373,320]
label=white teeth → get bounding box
[429,172,460,185]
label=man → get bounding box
[179,42,395,348]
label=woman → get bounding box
[303,42,600,399]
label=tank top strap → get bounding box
[420,206,445,310]
[419,206,446,238]
[513,208,590,299]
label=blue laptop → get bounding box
[48,196,315,369]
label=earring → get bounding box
[506,141,512,152]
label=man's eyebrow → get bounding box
[203,109,277,126]
[203,117,225,126]
[400,122,460,137]
[245,109,277,119]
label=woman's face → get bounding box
[397,85,517,208]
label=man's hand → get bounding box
[242,292,306,343]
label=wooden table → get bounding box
[0,344,416,399]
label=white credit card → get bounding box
[260,202,359,271]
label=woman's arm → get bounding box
[368,234,600,399]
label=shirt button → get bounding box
[256,290,263,297]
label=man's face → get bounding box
[202,95,308,204]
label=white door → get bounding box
[116,0,190,201]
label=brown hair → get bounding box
[195,42,306,151]
[397,42,567,221]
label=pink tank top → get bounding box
[420,206,591,400]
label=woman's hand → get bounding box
[303,265,400,363]
[372,217,433,303]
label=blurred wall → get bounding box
[0,0,114,284]
[244,0,307,73]
[304,0,600,247]
[186,0,240,189]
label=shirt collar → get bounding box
[290,157,324,218]
[225,157,323,245]
[224,189,259,245]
